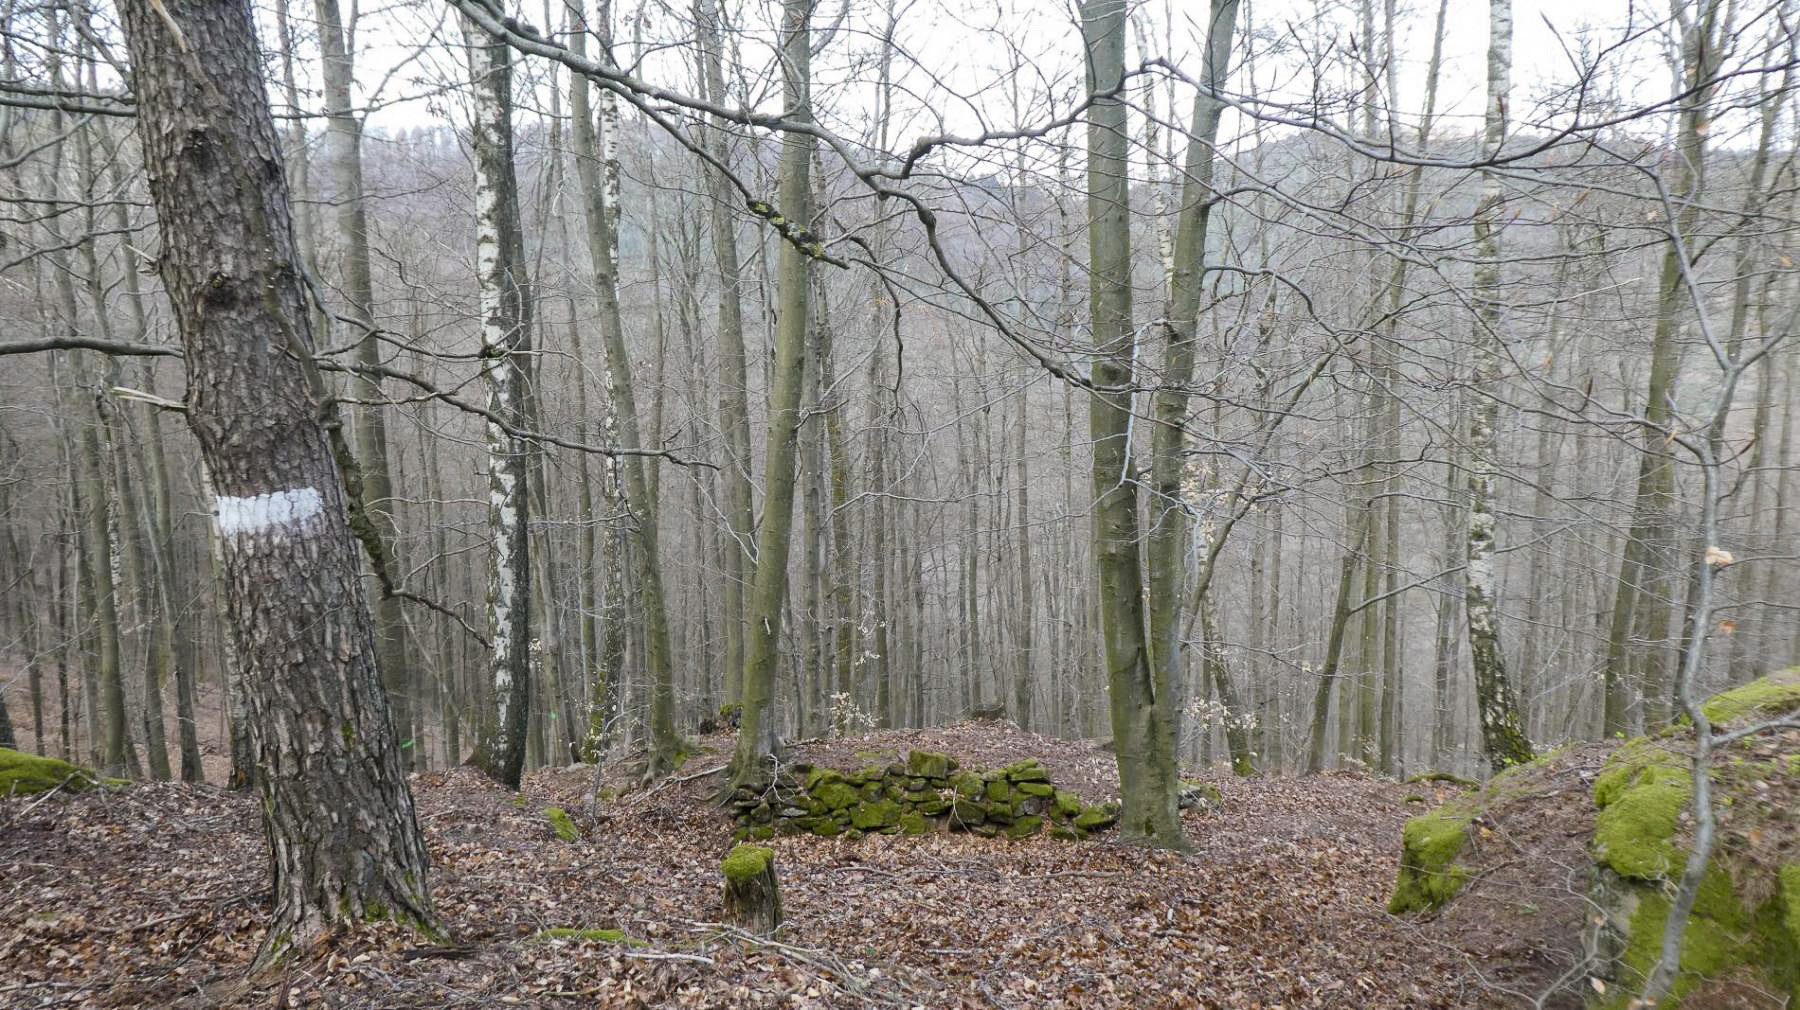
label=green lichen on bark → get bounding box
[1387,806,1474,914]
[544,806,579,843]
[0,748,106,796]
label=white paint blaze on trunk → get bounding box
[214,487,325,537]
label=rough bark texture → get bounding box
[115,0,437,968]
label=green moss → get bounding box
[1015,781,1055,797]
[0,748,104,796]
[813,781,860,811]
[985,779,1013,803]
[544,806,579,843]
[1052,789,1083,819]
[907,750,952,779]
[1387,806,1474,915]
[1073,805,1118,832]
[951,799,986,826]
[949,770,984,799]
[722,844,774,884]
[1782,865,1800,946]
[1003,759,1049,783]
[536,927,646,947]
[1593,743,1692,880]
[1006,815,1044,839]
[850,799,901,830]
[899,813,932,836]
[1701,668,1800,725]
[1606,866,1746,1008]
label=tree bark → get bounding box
[116,0,437,967]
[729,0,814,789]
[1081,0,1190,848]
[1464,0,1533,773]
[462,14,533,788]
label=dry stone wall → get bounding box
[727,750,1121,843]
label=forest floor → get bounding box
[1,723,1554,1008]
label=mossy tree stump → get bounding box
[722,844,782,936]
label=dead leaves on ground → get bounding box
[3,727,1481,1008]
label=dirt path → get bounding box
[2,725,1501,1008]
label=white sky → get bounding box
[283,0,1776,169]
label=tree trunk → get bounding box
[116,0,437,967]
[462,14,534,788]
[1081,0,1191,849]
[729,0,814,789]
[568,0,682,778]
[694,0,756,710]
[1464,0,1533,773]
[315,0,415,768]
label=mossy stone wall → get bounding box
[727,751,1120,843]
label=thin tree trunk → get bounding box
[462,13,533,788]
[1464,0,1533,772]
[729,0,814,789]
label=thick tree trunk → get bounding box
[1081,0,1188,849]
[115,0,437,967]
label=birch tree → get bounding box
[463,14,533,788]
[1464,0,1533,772]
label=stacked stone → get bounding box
[729,749,1121,843]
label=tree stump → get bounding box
[721,844,782,936]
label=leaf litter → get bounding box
[2,723,1503,1008]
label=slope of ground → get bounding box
[2,723,1506,1008]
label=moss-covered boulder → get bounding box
[1006,815,1044,839]
[898,812,932,836]
[0,748,105,796]
[1073,804,1118,832]
[814,780,860,812]
[1387,669,1800,1007]
[949,769,985,799]
[1701,667,1800,725]
[1387,805,1475,915]
[1591,739,1690,879]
